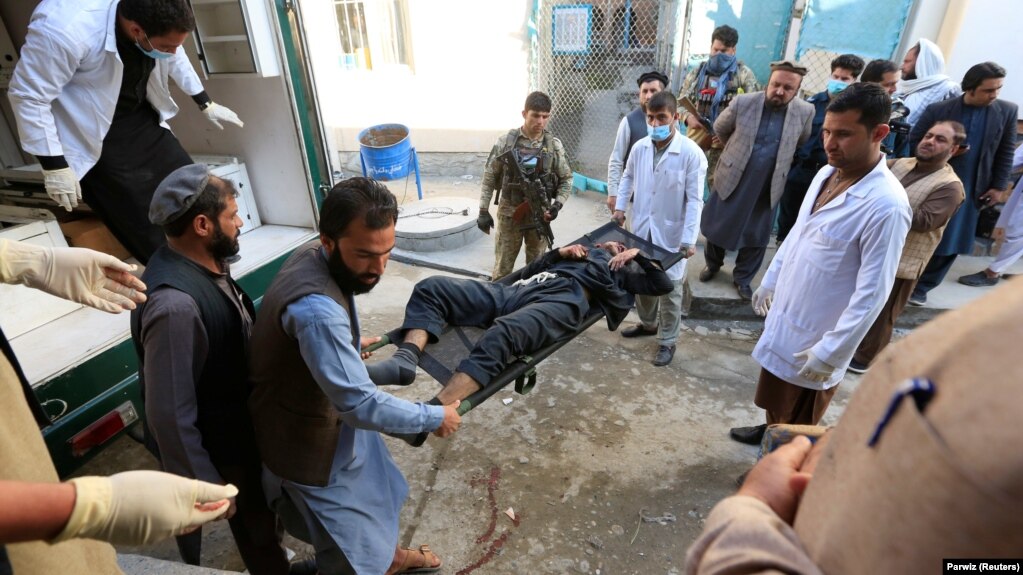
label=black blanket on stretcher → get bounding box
[382,222,685,445]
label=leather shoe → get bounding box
[622,324,657,338]
[698,266,719,282]
[652,345,676,366]
[729,423,767,445]
[958,271,1000,287]
[735,282,753,300]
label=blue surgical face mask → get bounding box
[648,123,672,142]
[136,33,174,60]
[827,79,849,96]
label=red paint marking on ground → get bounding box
[455,531,510,575]
[470,467,501,545]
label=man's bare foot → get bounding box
[435,372,482,404]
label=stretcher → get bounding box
[368,222,686,446]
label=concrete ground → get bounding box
[73,175,1022,574]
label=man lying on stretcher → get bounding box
[371,241,673,403]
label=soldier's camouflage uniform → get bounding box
[480,128,572,280]
[678,61,759,189]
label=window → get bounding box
[334,0,414,72]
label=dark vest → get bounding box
[624,107,647,167]
[130,245,256,464]
[248,241,356,487]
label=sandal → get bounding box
[389,544,442,574]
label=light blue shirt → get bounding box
[268,292,444,574]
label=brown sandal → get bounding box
[391,544,442,574]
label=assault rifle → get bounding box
[678,96,715,150]
[497,149,555,250]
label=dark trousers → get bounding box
[853,277,917,365]
[81,105,192,264]
[704,241,767,288]
[912,253,958,297]
[777,167,816,242]
[400,275,588,387]
[175,460,289,574]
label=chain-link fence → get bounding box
[530,0,915,179]
[532,0,683,179]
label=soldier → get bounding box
[478,92,573,280]
[677,25,759,188]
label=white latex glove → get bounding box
[0,239,147,313]
[751,286,774,317]
[203,102,244,129]
[794,348,836,384]
[52,471,238,545]
[42,167,81,212]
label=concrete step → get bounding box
[117,554,241,574]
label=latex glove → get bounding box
[0,239,147,313]
[52,471,237,545]
[477,210,494,234]
[794,348,835,384]
[751,286,774,317]
[203,102,244,129]
[43,167,81,212]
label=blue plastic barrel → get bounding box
[358,124,412,180]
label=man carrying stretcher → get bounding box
[372,241,674,404]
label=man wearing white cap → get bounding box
[894,38,961,126]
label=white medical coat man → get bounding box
[616,133,706,281]
[8,0,205,179]
[752,159,911,389]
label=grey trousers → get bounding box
[635,277,685,347]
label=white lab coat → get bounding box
[616,132,706,281]
[8,0,205,178]
[752,158,911,390]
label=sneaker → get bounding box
[907,292,926,306]
[957,270,1000,287]
[847,359,869,374]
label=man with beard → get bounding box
[698,61,814,300]
[248,178,461,575]
[847,121,965,373]
[372,240,673,402]
[776,54,864,243]
[606,70,670,218]
[906,62,1018,305]
[131,165,294,572]
[894,39,961,126]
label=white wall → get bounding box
[299,0,532,155]
[170,28,317,229]
[944,0,1022,119]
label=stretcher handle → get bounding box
[388,396,475,447]
[363,334,392,354]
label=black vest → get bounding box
[624,107,647,167]
[130,245,256,464]
[248,241,356,486]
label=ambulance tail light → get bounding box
[68,401,139,457]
